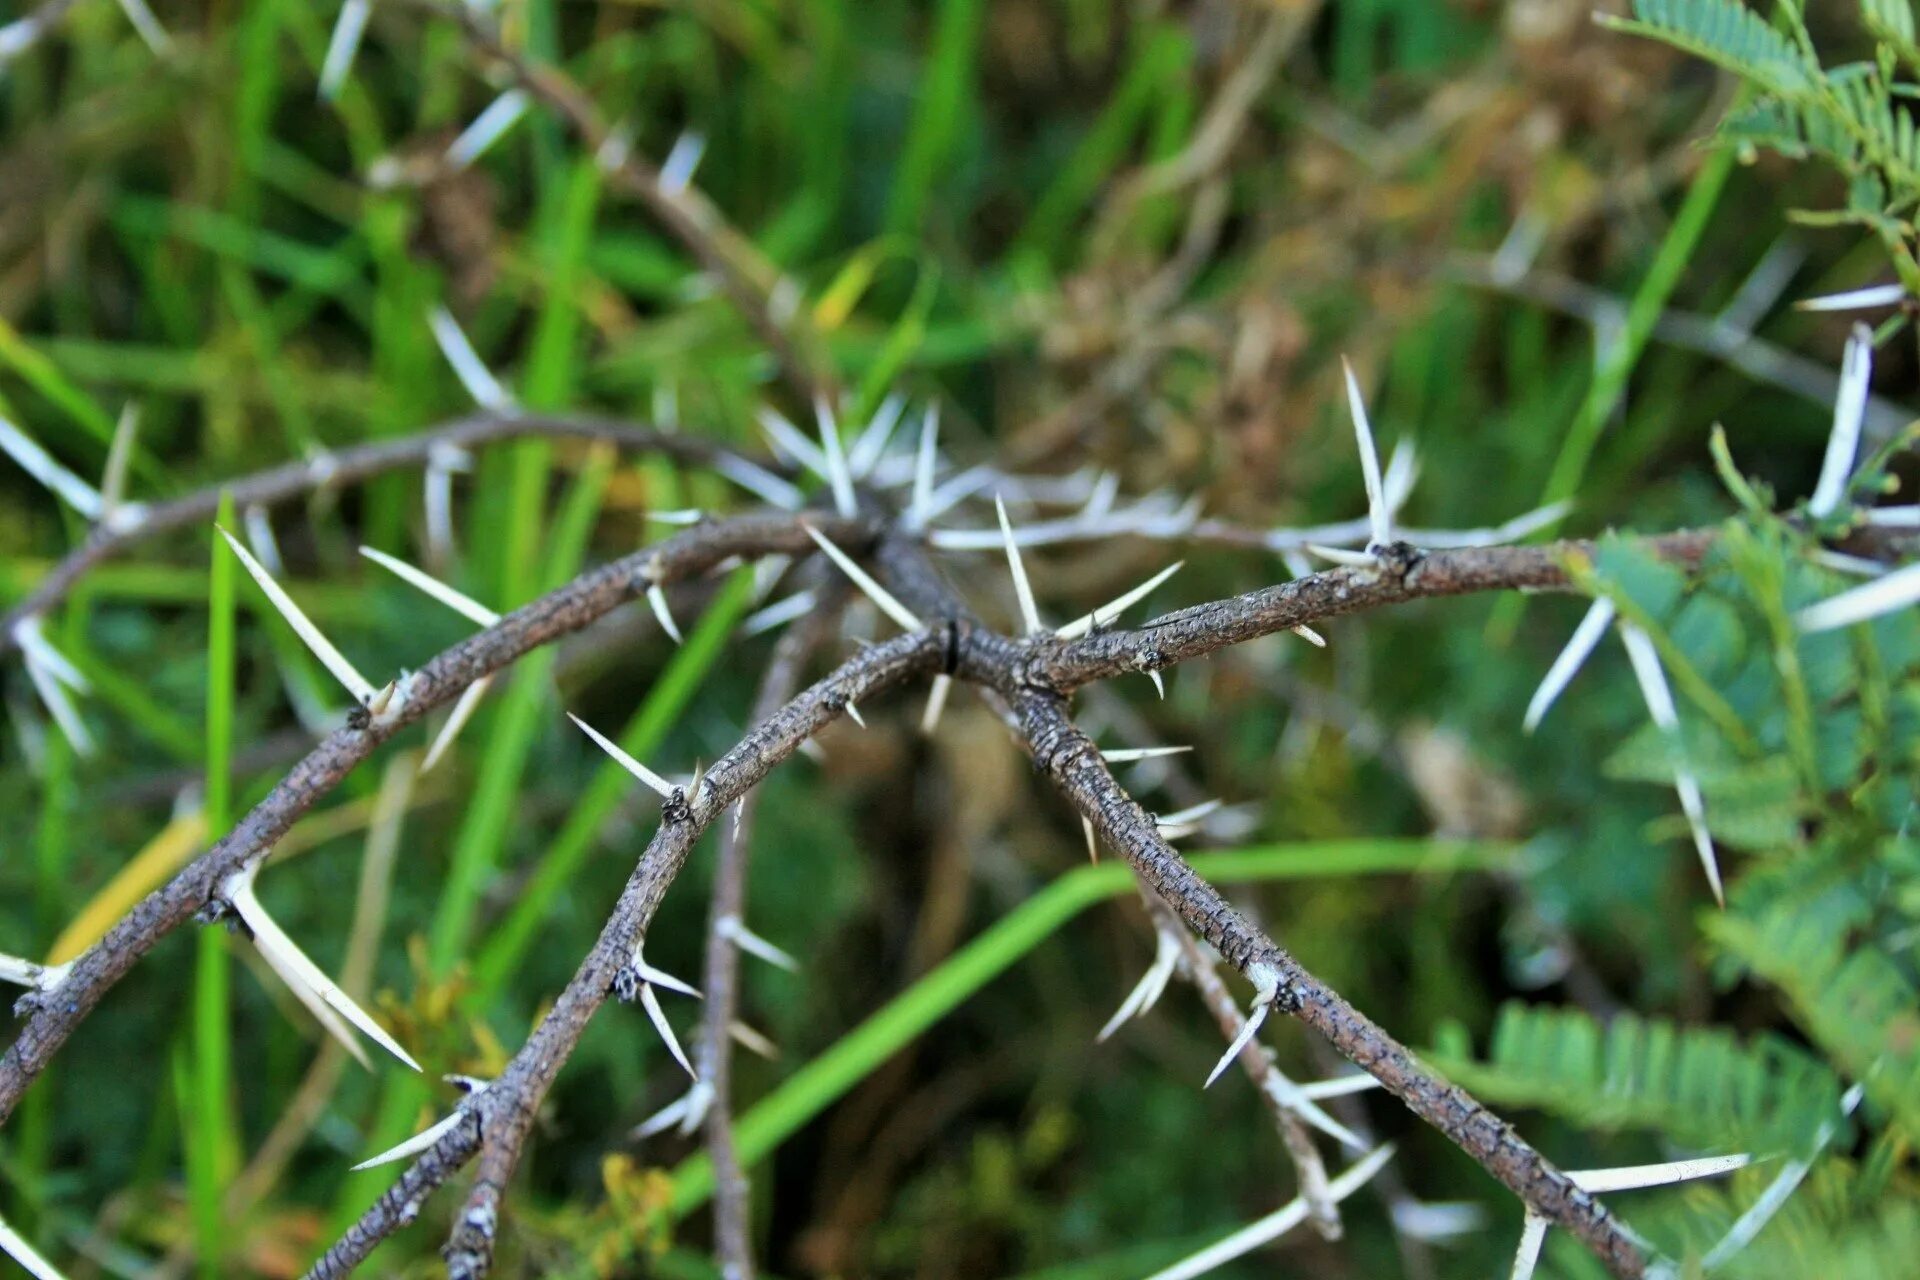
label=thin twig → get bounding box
[1140,888,1342,1238]
[0,411,775,654]
[696,576,848,1280]
[406,0,832,405]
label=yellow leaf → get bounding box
[48,811,208,963]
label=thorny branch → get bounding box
[0,411,772,655]
[1139,887,1342,1238]
[0,439,1727,1276]
[0,510,867,1126]
[315,630,943,1280]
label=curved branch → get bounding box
[0,411,776,654]
[0,512,867,1125]
[1037,534,1716,691]
[309,630,942,1280]
[1009,690,1643,1276]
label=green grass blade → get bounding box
[667,838,1511,1214]
[191,492,241,1279]
[885,0,986,235]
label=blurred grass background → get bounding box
[0,0,1904,1276]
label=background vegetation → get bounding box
[1,0,1916,1277]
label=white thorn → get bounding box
[1100,745,1192,763]
[743,591,818,637]
[631,943,702,998]
[218,526,380,706]
[844,699,866,728]
[1619,624,1722,905]
[595,122,635,174]
[729,1019,780,1059]
[921,463,995,523]
[428,307,514,412]
[849,393,907,478]
[0,1209,68,1280]
[0,953,68,991]
[12,618,87,693]
[1570,1152,1753,1193]
[1810,548,1889,577]
[919,674,953,735]
[1295,1074,1384,1100]
[446,88,530,170]
[1508,1212,1550,1280]
[1082,815,1098,864]
[1146,667,1165,699]
[658,130,707,195]
[640,983,697,1079]
[1342,357,1391,548]
[755,407,829,475]
[319,0,371,102]
[351,1107,468,1170]
[1797,558,1920,633]
[1292,625,1327,647]
[1305,543,1380,568]
[718,916,799,972]
[360,547,500,626]
[1258,1069,1368,1150]
[100,403,140,515]
[1144,1143,1397,1280]
[1401,500,1575,549]
[0,20,38,65]
[1156,799,1222,835]
[1056,562,1184,639]
[908,405,941,528]
[996,495,1044,636]
[647,583,686,645]
[1382,438,1420,516]
[816,399,858,518]
[423,445,468,567]
[1795,282,1906,312]
[648,508,706,526]
[0,415,103,519]
[422,677,490,773]
[568,713,676,797]
[1096,927,1181,1041]
[114,0,170,55]
[1205,978,1278,1087]
[27,658,98,758]
[243,504,285,577]
[634,1083,711,1139]
[1523,598,1617,734]
[227,866,420,1071]
[800,524,924,631]
[714,455,806,510]
[1808,323,1873,518]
